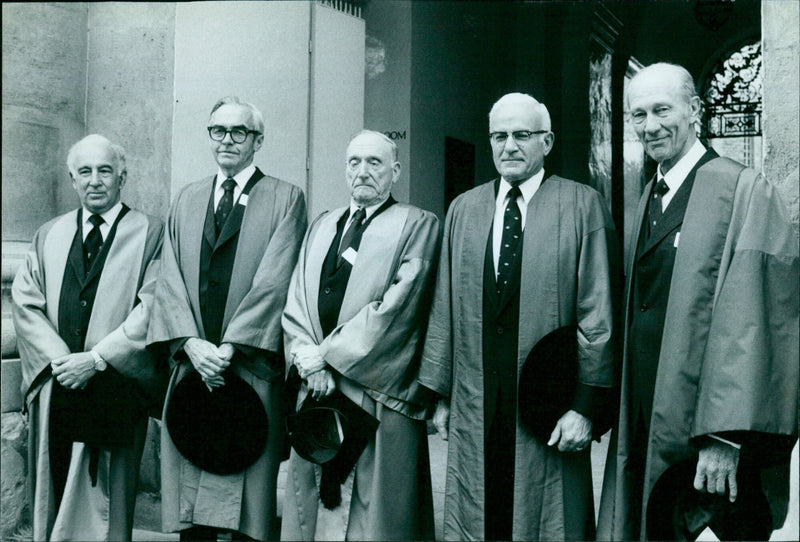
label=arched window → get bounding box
[702,41,762,170]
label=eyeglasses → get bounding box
[207,125,261,144]
[489,130,549,144]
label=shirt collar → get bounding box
[349,195,389,221]
[82,201,122,229]
[216,164,256,190]
[658,140,706,191]
[498,168,545,205]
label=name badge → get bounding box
[342,247,357,265]
[674,232,680,248]
[238,194,249,207]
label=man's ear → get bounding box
[543,132,555,156]
[391,161,401,184]
[688,95,702,123]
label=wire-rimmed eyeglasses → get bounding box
[489,130,549,144]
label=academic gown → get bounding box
[146,173,306,539]
[596,157,799,541]
[419,177,618,541]
[12,207,164,541]
[281,202,439,540]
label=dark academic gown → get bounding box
[419,176,619,541]
[147,169,307,539]
[597,154,799,540]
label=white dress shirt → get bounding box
[81,201,123,242]
[657,140,706,211]
[213,164,256,211]
[341,198,386,238]
[492,169,545,277]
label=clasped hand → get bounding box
[291,344,335,399]
[184,338,233,388]
[51,352,96,390]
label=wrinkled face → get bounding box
[489,101,554,184]
[628,71,700,173]
[70,141,125,214]
[345,133,400,207]
[208,104,264,176]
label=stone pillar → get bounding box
[86,2,176,220]
[1,3,89,241]
[762,0,799,235]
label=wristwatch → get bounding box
[90,350,108,371]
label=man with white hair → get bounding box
[281,129,438,540]
[148,96,307,540]
[419,93,619,540]
[597,62,798,541]
[12,134,165,540]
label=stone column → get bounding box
[762,0,799,235]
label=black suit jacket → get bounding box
[629,149,718,431]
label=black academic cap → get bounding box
[286,390,379,466]
[286,390,380,509]
[646,458,773,540]
[517,325,578,443]
[165,370,268,475]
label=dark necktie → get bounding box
[648,178,670,233]
[215,177,237,234]
[497,185,523,295]
[84,213,104,271]
[337,207,367,266]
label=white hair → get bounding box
[489,92,552,131]
[66,134,126,177]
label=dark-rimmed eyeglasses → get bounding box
[489,130,549,144]
[207,125,261,144]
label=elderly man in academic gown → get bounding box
[12,134,165,541]
[281,130,438,541]
[597,63,798,541]
[147,96,307,541]
[418,93,619,541]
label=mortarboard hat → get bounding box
[286,390,379,509]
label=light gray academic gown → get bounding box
[12,208,164,541]
[147,174,306,539]
[281,202,439,540]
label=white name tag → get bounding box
[674,231,680,248]
[342,247,357,265]
[238,194,249,207]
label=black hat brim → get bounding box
[518,325,578,443]
[165,370,268,475]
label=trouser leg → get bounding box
[485,395,516,541]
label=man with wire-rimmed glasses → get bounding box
[148,96,307,540]
[419,92,619,540]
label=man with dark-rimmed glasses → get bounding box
[148,96,307,540]
[419,92,619,540]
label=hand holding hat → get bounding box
[184,337,230,380]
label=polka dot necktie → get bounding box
[84,213,104,272]
[648,178,670,233]
[215,177,237,234]
[497,185,523,295]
